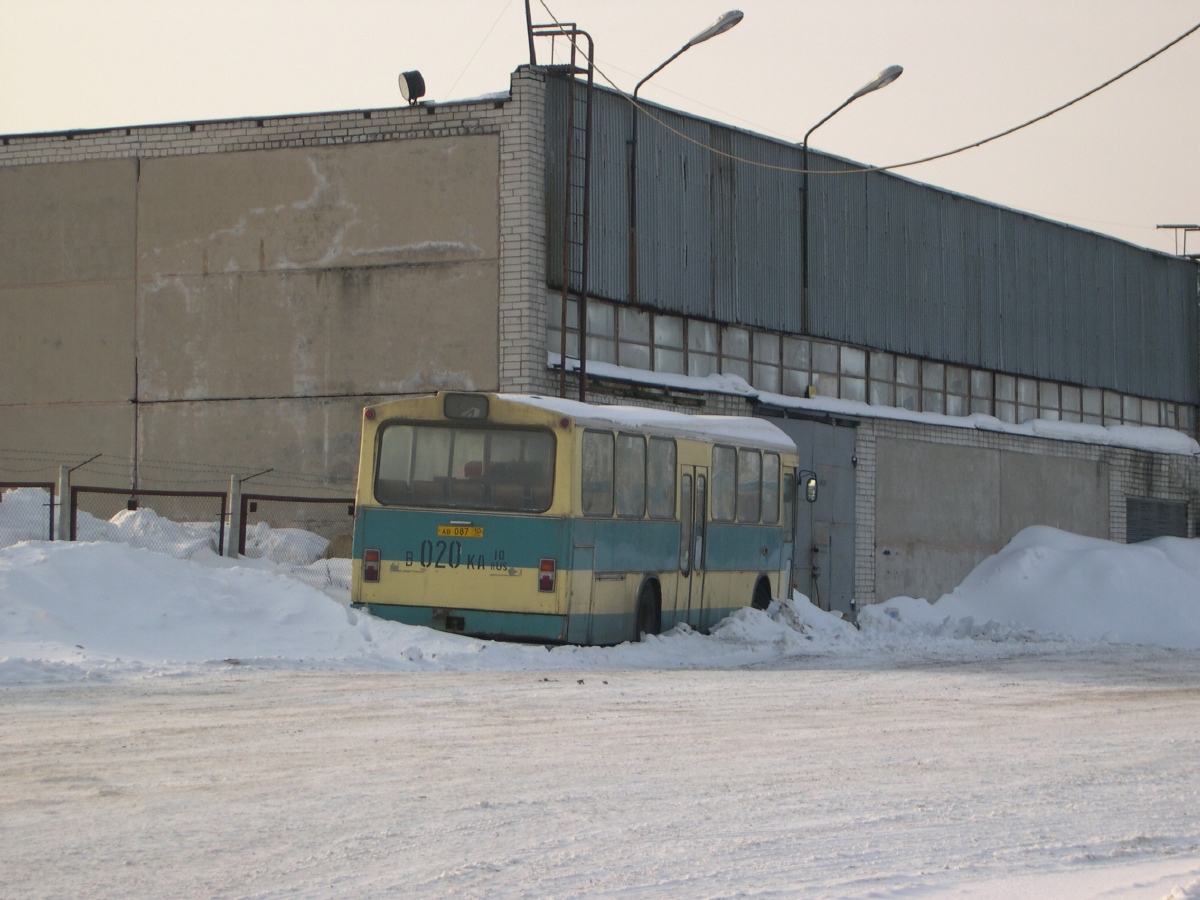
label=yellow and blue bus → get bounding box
[350,391,800,645]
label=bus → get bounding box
[350,391,801,645]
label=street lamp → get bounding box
[800,65,902,334]
[629,10,744,304]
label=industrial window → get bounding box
[752,332,781,393]
[762,453,780,525]
[1123,395,1141,424]
[1126,497,1188,543]
[721,327,750,380]
[813,342,839,397]
[546,293,580,361]
[646,438,676,519]
[711,446,737,522]
[614,433,646,518]
[736,449,762,523]
[617,307,651,370]
[1061,385,1082,423]
[587,302,616,364]
[782,337,811,397]
[654,315,685,374]
[687,321,719,376]
[581,430,614,517]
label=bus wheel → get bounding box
[635,581,661,641]
[751,578,772,611]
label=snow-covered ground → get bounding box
[3,487,1200,897]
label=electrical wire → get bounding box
[445,0,517,101]
[536,1,1200,176]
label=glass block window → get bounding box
[722,327,750,380]
[654,315,685,374]
[617,307,651,370]
[688,321,719,376]
[752,332,781,393]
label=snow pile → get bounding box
[861,526,1200,650]
[241,520,329,565]
[75,506,218,559]
[1,525,1199,684]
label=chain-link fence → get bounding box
[238,494,355,590]
[0,483,56,547]
[71,487,227,558]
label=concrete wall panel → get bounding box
[137,137,499,278]
[0,282,134,404]
[875,438,1000,545]
[0,159,136,288]
[999,453,1109,539]
[137,262,498,401]
[0,404,134,488]
[137,396,373,489]
[874,435,1112,601]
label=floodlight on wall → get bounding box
[399,70,426,105]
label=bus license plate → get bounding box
[437,525,484,539]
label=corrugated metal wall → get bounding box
[545,76,1198,403]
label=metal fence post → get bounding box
[225,475,241,558]
[55,465,70,541]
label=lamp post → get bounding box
[629,10,743,305]
[800,65,902,334]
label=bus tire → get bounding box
[635,580,661,641]
[751,577,772,611]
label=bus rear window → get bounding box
[375,423,555,512]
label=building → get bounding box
[1,66,1196,611]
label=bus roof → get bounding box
[504,394,797,453]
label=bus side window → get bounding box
[647,438,676,519]
[614,433,646,518]
[581,430,615,517]
[711,446,736,522]
[736,449,762,523]
[762,453,780,524]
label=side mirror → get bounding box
[800,471,818,503]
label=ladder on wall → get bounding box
[529,21,594,401]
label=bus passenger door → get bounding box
[678,466,708,630]
[567,543,595,645]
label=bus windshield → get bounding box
[374,422,555,512]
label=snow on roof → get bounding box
[505,393,796,452]
[549,353,1200,457]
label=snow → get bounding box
[508,391,796,451]
[549,352,1200,456]
[4,494,1200,897]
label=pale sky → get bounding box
[2,0,1198,255]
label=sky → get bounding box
[2,0,1198,255]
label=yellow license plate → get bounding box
[437,525,484,539]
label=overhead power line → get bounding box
[536,2,1200,176]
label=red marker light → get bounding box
[363,548,381,582]
[559,417,570,429]
[538,558,556,592]
[364,407,376,420]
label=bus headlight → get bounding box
[538,558,556,592]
